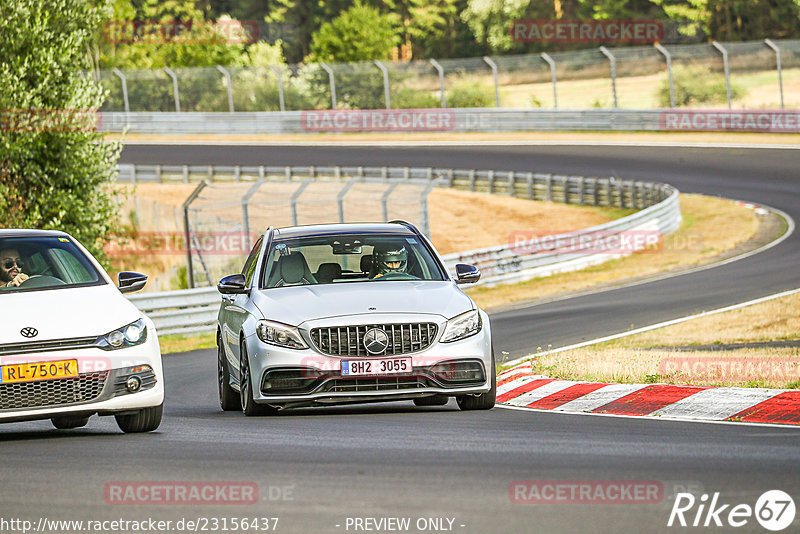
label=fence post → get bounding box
[291,181,311,225]
[241,179,265,249]
[654,43,675,108]
[374,60,391,109]
[182,181,208,288]
[540,53,557,108]
[598,47,617,108]
[112,68,130,115]
[711,41,732,110]
[319,62,337,109]
[764,39,784,110]
[381,182,400,221]
[483,56,501,107]
[216,65,234,112]
[163,67,180,112]
[419,180,440,237]
[269,66,286,111]
[337,180,357,223]
[429,59,446,108]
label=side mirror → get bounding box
[454,264,481,284]
[218,273,247,294]
[118,271,148,293]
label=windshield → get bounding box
[0,236,105,293]
[261,233,445,288]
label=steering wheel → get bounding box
[374,272,419,281]
[18,275,67,288]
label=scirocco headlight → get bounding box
[440,310,482,343]
[257,320,308,350]
[99,318,147,350]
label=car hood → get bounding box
[0,284,142,344]
[252,281,474,325]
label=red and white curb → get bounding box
[496,362,800,426]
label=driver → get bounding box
[371,243,408,279]
[0,248,29,288]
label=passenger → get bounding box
[0,248,29,288]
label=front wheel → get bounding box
[457,353,496,411]
[218,341,240,411]
[240,345,277,416]
[115,404,163,433]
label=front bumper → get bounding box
[244,311,492,407]
[0,321,165,423]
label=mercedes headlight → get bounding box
[440,310,482,343]
[257,320,308,350]
[99,318,147,350]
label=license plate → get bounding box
[0,359,79,383]
[341,357,412,376]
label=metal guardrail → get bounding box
[124,166,679,335]
[102,109,682,134]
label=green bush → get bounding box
[657,65,745,107]
[392,88,440,109]
[447,82,492,108]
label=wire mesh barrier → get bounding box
[122,164,679,335]
[97,38,799,117]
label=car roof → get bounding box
[0,229,71,238]
[271,223,416,240]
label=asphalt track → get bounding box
[2,143,799,534]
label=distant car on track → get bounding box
[0,230,164,432]
[216,221,495,415]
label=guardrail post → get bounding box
[241,179,265,249]
[337,180,357,223]
[545,174,552,201]
[447,169,454,188]
[764,39,784,110]
[526,172,533,200]
[381,182,400,221]
[540,53,557,108]
[578,176,585,205]
[291,181,311,225]
[711,41,732,109]
[430,59,446,108]
[320,62,337,109]
[469,169,476,192]
[207,165,213,182]
[488,170,495,194]
[285,166,291,181]
[112,68,130,115]
[163,67,180,112]
[508,171,515,196]
[654,43,675,108]
[561,176,569,204]
[598,47,618,108]
[592,177,599,205]
[183,181,208,288]
[182,165,189,183]
[216,65,234,112]
[483,57,501,107]
[374,60,391,109]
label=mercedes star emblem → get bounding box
[363,328,389,354]
[20,327,38,338]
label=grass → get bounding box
[529,289,800,389]
[466,194,760,310]
[158,332,216,355]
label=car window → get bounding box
[261,233,445,288]
[0,236,104,293]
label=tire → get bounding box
[240,344,277,416]
[51,415,90,429]
[456,352,496,411]
[218,340,240,411]
[115,404,163,433]
[413,395,450,407]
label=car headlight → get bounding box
[440,310,482,343]
[257,320,308,350]
[99,318,147,350]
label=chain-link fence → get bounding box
[97,39,800,112]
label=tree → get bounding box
[0,0,121,266]
[308,1,400,62]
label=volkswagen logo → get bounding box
[363,328,389,355]
[20,327,38,338]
